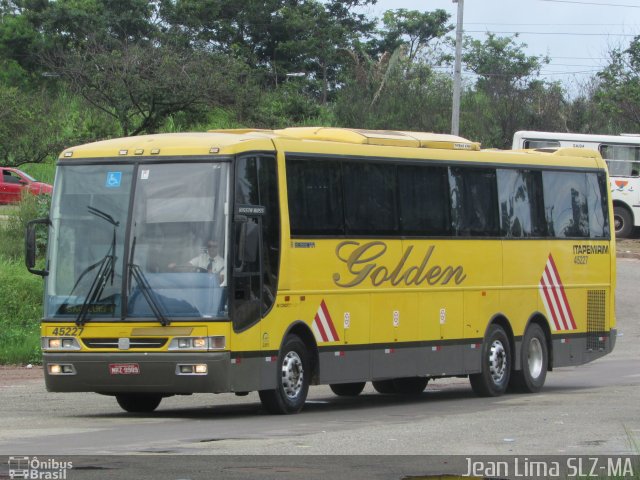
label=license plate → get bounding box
[109,363,140,375]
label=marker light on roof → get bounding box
[134,149,144,155]
[63,152,73,157]
[209,147,220,154]
[150,148,160,155]
[119,149,128,155]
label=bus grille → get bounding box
[82,338,168,349]
[586,290,606,351]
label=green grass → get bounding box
[0,204,18,216]
[18,161,56,186]
[0,256,43,364]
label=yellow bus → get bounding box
[26,128,616,414]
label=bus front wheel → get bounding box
[509,323,548,393]
[469,324,511,397]
[115,393,162,413]
[614,206,633,238]
[259,334,310,414]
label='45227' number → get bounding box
[50,327,84,336]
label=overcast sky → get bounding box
[359,0,640,91]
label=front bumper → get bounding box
[43,352,231,394]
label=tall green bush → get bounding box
[0,194,50,364]
[0,194,51,260]
[0,257,43,364]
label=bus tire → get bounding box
[372,380,396,394]
[469,324,511,397]
[509,324,548,393]
[115,393,162,413]
[259,335,309,414]
[393,377,429,395]
[330,382,366,396]
[614,206,633,238]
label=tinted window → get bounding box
[523,139,560,149]
[543,171,589,238]
[587,172,610,238]
[497,169,547,237]
[287,159,344,235]
[343,163,397,235]
[398,165,450,235]
[449,167,499,236]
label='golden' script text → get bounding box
[333,241,467,288]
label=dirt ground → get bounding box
[617,237,640,257]
[0,365,42,385]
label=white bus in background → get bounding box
[513,131,640,238]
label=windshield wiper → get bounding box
[127,236,170,326]
[74,206,120,326]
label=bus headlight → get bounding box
[42,337,81,351]
[48,364,76,375]
[168,336,226,351]
[176,364,208,375]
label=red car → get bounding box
[0,167,53,204]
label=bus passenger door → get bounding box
[231,155,281,391]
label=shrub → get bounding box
[0,257,43,364]
[0,193,51,260]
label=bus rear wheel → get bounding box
[510,323,548,393]
[469,324,511,397]
[115,393,162,413]
[614,206,633,238]
[330,382,366,396]
[259,335,310,414]
[393,377,428,394]
[372,379,396,394]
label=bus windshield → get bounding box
[46,162,230,321]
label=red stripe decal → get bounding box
[320,300,340,341]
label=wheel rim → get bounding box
[527,337,544,379]
[281,351,304,399]
[614,214,622,232]
[489,340,507,384]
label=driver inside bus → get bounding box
[169,240,226,285]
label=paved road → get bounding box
[0,259,638,477]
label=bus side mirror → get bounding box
[25,218,50,276]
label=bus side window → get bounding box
[449,167,500,237]
[497,169,547,238]
[600,144,640,176]
[542,171,589,238]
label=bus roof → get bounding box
[514,130,640,146]
[59,128,605,170]
[59,128,481,159]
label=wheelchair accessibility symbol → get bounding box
[105,171,122,188]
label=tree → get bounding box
[0,85,67,166]
[159,0,376,99]
[461,34,553,148]
[0,1,46,84]
[377,9,452,62]
[335,47,452,132]
[47,38,251,136]
[595,36,640,132]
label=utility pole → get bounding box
[451,0,464,136]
